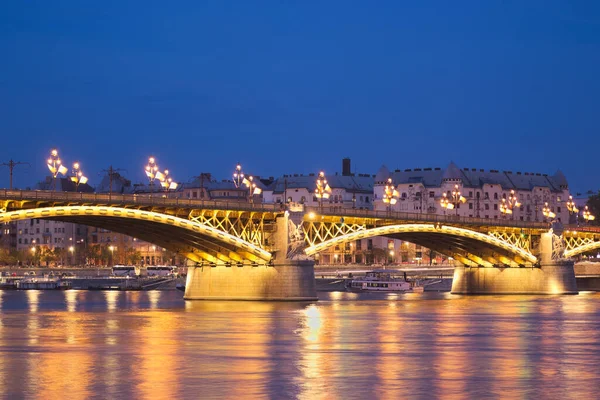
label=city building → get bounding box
[262,158,374,209]
[374,162,572,223]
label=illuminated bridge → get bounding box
[1,189,599,298]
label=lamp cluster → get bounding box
[46,148,88,191]
[145,156,178,191]
[440,184,466,213]
[499,189,521,216]
[315,171,332,206]
[382,178,399,207]
[232,163,262,202]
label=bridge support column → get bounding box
[184,213,317,301]
[451,232,578,295]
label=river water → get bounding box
[1,290,600,399]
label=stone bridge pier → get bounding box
[184,212,318,301]
[452,225,578,295]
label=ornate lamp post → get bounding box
[382,177,399,212]
[233,163,244,188]
[500,189,521,219]
[542,202,556,222]
[70,162,88,192]
[583,205,595,224]
[244,176,262,203]
[233,163,261,203]
[315,171,331,209]
[160,169,178,193]
[47,149,68,191]
[440,184,465,216]
[566,195,579,225]
[145,157,160,193]
[440,193,451,215]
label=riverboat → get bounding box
[347,269,413,292]
[16,278,72,290]
[0,277,19,290]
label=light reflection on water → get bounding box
[0,291,599,398]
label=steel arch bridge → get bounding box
[300,207,600,267]
[1,190,599,266]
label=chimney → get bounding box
[342,158,351,176]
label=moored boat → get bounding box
[16,278,72,290]
[347,269,412,292]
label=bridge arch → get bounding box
[304,223,537,266]
[0,206,272,263]
[565,242,600,259]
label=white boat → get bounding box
[347,269,412,292]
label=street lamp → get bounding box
[382,177,399,212]
[47,149,68,191]
[566,195,579,225]
[499,189,521,219]
[315,171,331,209]
[583,205,595,224]
[440,184,466,216]
[160,169,178,192]
[233,163,244,188]
[144,156,161,193]
[233,164,262,203]
[109,245,115,266]
[69,246,75,266]
[542,202,556,222]
[244,175,262,203]
[70,162,88,192]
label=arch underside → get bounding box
[304,224,537,267]
[0,206,272,264]
[565,241,600,258]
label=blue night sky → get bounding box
[1,1,599,193]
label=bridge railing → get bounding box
[564,225,600,233]
[0,189,282,213]
[305,205,550,230]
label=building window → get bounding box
[494,193,498,200]
[557,207,561,213]
[469,191,473,198]
[469,203,473,209]
[493,204,498,210]
[429,191,435,198]
[485,204,490,210]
